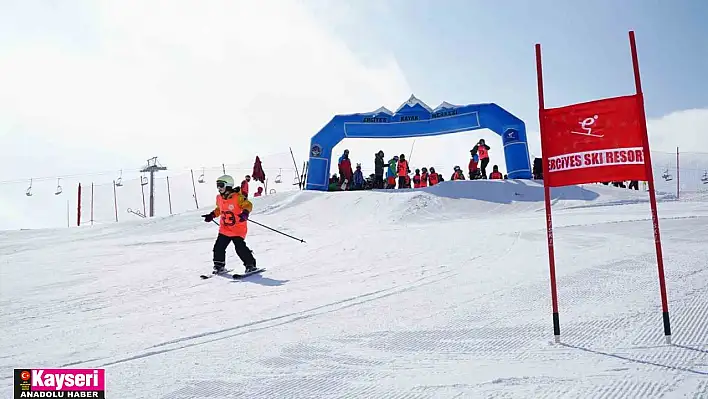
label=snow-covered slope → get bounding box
[1,180,707,398]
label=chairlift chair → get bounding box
[116,170,123,187]
[662,168,672,181]
[141,175,148,186]
[198,167,205,183]
[274,169,282,184]
[701,171,708,184]
[25,179,32,197]
[55,178,63,195]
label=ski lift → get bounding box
[54,178,63,195]
[701,171,708,184]
[274,169,282,184]
[662,168,672,181]
[198,167,205,183]
[25,179,32,197]
[116,170,123,187]
[140,175,148,186]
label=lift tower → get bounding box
[140,157,167,217]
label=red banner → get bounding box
[540,94,648,187]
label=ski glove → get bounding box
[202,211,216,222]
[238,210,249,222]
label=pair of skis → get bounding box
[200,268,266,280]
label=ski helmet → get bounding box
[216,175,235,188]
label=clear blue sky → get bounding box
[312,0,708,132]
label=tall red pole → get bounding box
[535,43,561,343]
[77,183,82,226]
[629,31,671,344]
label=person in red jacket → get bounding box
[468,151,481,180]
[240,175,251,198]
[201,175,257,274]
[472,139,491,178]
[489,165,503,180]
[338,150,353,189]
[420,167,429,187]
[396,154,410,189]
[451,166,465,180]
[428,167,442,185]
[412,169,422,188]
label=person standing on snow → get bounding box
[240,175,251,198]
[202,175,257,274]
[374,151,386,189]
[338,149,353,189]
[472,139,491,178]
[397,154,410,189]
[352,163,365,189]
[420,167,429,187]
[413,169,422,188]
[386,156,398,189]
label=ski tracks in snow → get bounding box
[54,268,459,371]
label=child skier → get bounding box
[201,175,258,274]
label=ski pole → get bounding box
[249,219,306,243]
[212,218,305,243]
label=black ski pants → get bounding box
[213,233,256,267]
[480,158,490,178]
[374,173,384,189]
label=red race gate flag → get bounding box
[536,31,672,346]
[540,94,648,187]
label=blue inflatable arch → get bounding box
[305,95,532,190]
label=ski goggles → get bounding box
[216,181,226,188]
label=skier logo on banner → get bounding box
[570,115,605,138]
[310,144,322,157]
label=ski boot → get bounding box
[213,262,227,274]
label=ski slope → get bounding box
[1,180,707,398]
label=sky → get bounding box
[0,0,707,230]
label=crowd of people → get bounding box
[330,139,506,191]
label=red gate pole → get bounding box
[535,43,561,343]
[629,30,672,344]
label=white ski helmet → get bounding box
[216,174,235,188]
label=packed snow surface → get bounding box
[1,180,707,398]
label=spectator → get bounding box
[428,167,443,185]
[413,169,422,188]
[451,166,465,180]
[338,150,353,189]
[254,186,263,197]
[240,175,251,198]
[328,174,340,191]
[489,165,503,179]
[420,167,429,187]
[397,154,410,189]
[469,151,481,180]
[472,139,491,178]
[374,151,385,189]
[352,164,365,190]
[386,156,398,189]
